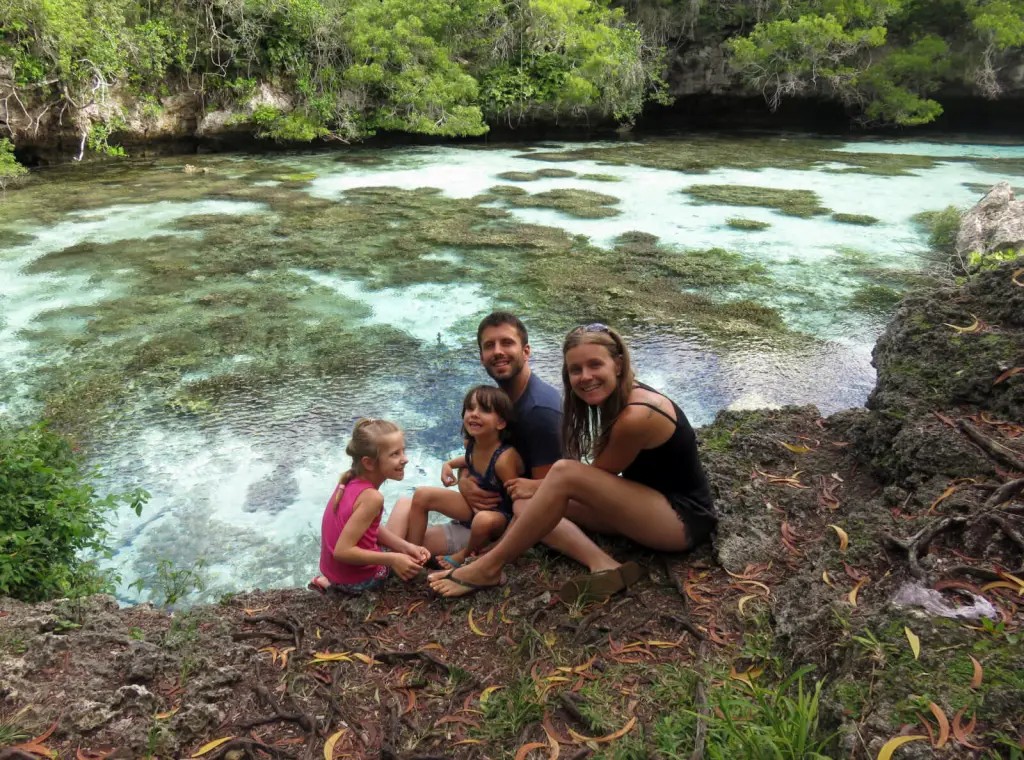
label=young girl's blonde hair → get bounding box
[330,418,402,511]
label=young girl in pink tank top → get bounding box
[309,418,431,594]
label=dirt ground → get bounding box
[1,261,1023,760]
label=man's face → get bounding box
[480,324,529,383]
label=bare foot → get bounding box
[428,563,504,598]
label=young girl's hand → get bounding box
[406,544,431,565]
[389,553,423,581]
[441,462,457,487]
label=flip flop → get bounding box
[432,554,464,571]
[307,576,330,595]
[430,568,505,598]
[556,561,646,605]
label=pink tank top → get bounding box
[319,477,385,585]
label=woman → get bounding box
[429,323,716,601]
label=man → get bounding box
[387,312,562,557]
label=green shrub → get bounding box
[0,138,28,192]
[0,423,147,602]
[966,248,1020,272]
[912,206,961,254]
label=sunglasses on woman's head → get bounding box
[581,322,609,333]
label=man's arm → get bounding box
[457,466,501,511]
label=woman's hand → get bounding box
[506,477,540,501]
[441,462,457,487]
[405,543,431,565]
[388,553,423,581]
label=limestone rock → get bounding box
[956,181,1024,256]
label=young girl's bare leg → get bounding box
[385,497,449,555]
[407,487,474,546]
[448,510,508,565]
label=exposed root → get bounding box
[207,737,293,759]
[558,691,601,734]
[957,420,1024,475]
[571,608,606,646]
[882,517,965,580]
[243,614,304,651]
[660,557,707,642]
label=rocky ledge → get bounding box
[1,190,1023,759]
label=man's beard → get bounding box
[485,358,524,386]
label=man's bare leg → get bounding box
[512,498,618,573]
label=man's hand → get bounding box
[441,462,457,487]
[405,543,431,565]
[388,553,423,581]
[458,474,501,511]
[506,477,541,501]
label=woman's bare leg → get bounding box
[407,487,474,546]
[430,460,689,597]
[512,499,619,573]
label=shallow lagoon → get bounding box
[1,134,1022,601]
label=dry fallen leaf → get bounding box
[969,655,983,688]
[323,729,345,760]
[737,594,758,616]
[1013,268,1024,287]
[453,739,482,746]
[928,484,961,513]
[778,440,812,453]
[191,737,235,757]
[952,708,981,749]
[76,749,114,760]
[994,366,1024,385]
[848,578,867,606]
[928,702,950,748]
[999,570,1024,594]
[904,627,920,660]
[12,743,55,758]
[468,608,491,637]
[876,735,927,760]
[515,741,549,760]
[944,314,980,333]
[828,525,849,552]
[568,716,637,744]
[352,653,376,665]
[822,569,833,587]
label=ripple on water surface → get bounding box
[0,136,1020,601]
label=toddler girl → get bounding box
[310,418,430,594]
[406,386,524,569]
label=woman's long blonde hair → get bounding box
[330,417,401,512]
[560,325,635,461]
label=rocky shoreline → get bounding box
[1,190,1022,758]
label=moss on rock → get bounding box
[684,185,830,218]
[832,212,879,226]
[726,217,771,231]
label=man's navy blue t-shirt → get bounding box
[511,373,562,475]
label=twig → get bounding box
[957,421,1024,474]
[571,608,606,645]
[0,752,44,760]
[250,684,315,733]
[660,557,707,641]
[659,612,706,642]
[943,564,1004,582]
[688,641,712,760]
[558,692,600,733]
[244,614,304,651]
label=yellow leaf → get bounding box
[999,571,1024,594]
[468,608,491,637]
[516,742,549,760]
[323,729,345,760]
[981,581,1020,594]
[567,716,637,744]
[243,606,268,615]
[418,643,444,652]
[904,627,920,660]
[736,579,772,595]
[310,651,353,664]
[644,641,680,648]
[828,525,849,552]
[848,578,867,606]
[191,737,235,757]
[1014,267,1024,286]
[480,685,505,704]
[454,740,482,746]
[543,631,557,647]
[155,706,180,720]
[737,594,758,616]
[352,653,376,665]
[944,314,980,333]
[822,569,833,587]
[876,735,927,760]
[778,440,812,453]
[315,627,322,639]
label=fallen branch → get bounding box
[987,478,1024,509]
[231,631,293,643]
[957,421,1024,475]
[558,692,601,734]
[246,684,316,734]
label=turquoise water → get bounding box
[1,135,1021,602]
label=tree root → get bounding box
[883,517,965,580]
[559,691,601,734]
[231,631,294,643]
[571,608,606,646]
[957,421,1024,475]
[375,650,477,685]
[243,614,304,651]
[242,684,317,736]
[208,737,293,759]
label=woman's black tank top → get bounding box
[619,383,716,521]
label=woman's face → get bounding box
[566,342,621,406]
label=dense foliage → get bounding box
[0,0,1021,156]
[0,0,665,150]
[0,423,147,602]
[0,138,27,189]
